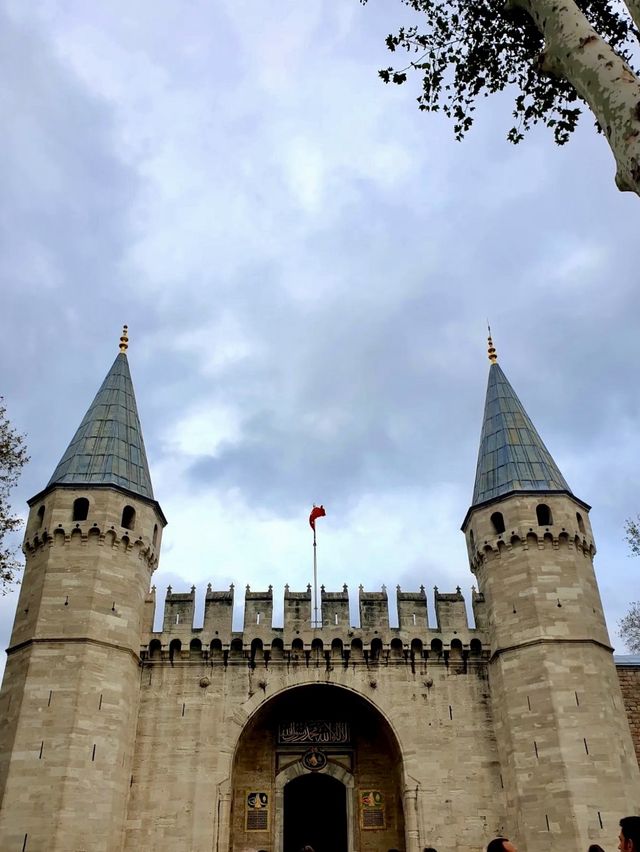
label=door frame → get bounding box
[275,762,356,852]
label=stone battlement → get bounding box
[141,582,488,663]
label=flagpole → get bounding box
[313,525,319,628]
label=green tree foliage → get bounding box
[362,0,640,191]
[625,515,640,556]
[0,398,28,592]
[620,517,640,652]
[619,601,640,653]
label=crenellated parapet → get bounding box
[141,582,488,665]
[321,584,349,629]
[471,587,487,630]
[435,586,468,632]
[243,584,273,632]
[23,521,159,570]
[23,482,164,571]
[203,582,234,638]
[463,492,596,572]
[397,585,428,630]
[359,585,389,629]
[163,585,196,633]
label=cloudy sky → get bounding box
[1,0,639,666]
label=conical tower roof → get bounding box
[47,328,154,500]
[471,343,571,507]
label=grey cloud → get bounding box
[1,0,639,673]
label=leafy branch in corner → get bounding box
[0,398,29,592]
[362,0,638,146]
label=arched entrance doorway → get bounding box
[283,773,347,852]
[230,684,406,852]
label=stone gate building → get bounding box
[0,329,639,852]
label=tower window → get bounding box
[121,505,136,530]
[36,505,45,527]
[72,498,89,521]
[490,512,506,534]
[576,512,585,534]
[536,504,553,526]
[152,524,158,547]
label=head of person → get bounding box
[620,817,640,852]
[589,845,606,852]
[487,838,517,852]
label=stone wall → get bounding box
[124,653,506,852]
[618,664,640,764]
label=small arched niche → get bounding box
[370,637,383,661]
[390,638,404,659]
[148,638,162,660]
[350,638,363,660]
[72,497,89,521]
[189,638,202,659]
[251,638,264,660]
[229,638,244,658]
[169,638,181,662]
[36,505,45,527]
[490,511,506,534]
[536,503,553,526]
[576,512,585,534]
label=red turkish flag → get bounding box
[309,505,326,531]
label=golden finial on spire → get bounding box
[119,325,129,353]
[487,323,497,364]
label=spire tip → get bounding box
[119,325,129,353]
[487,323,497,364]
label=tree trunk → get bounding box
[511,0,640,195]
[623,0,640,37]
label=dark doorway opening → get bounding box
[283,773,347,852]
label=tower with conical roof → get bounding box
[0,327,166,852]
[462,335,640,852]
